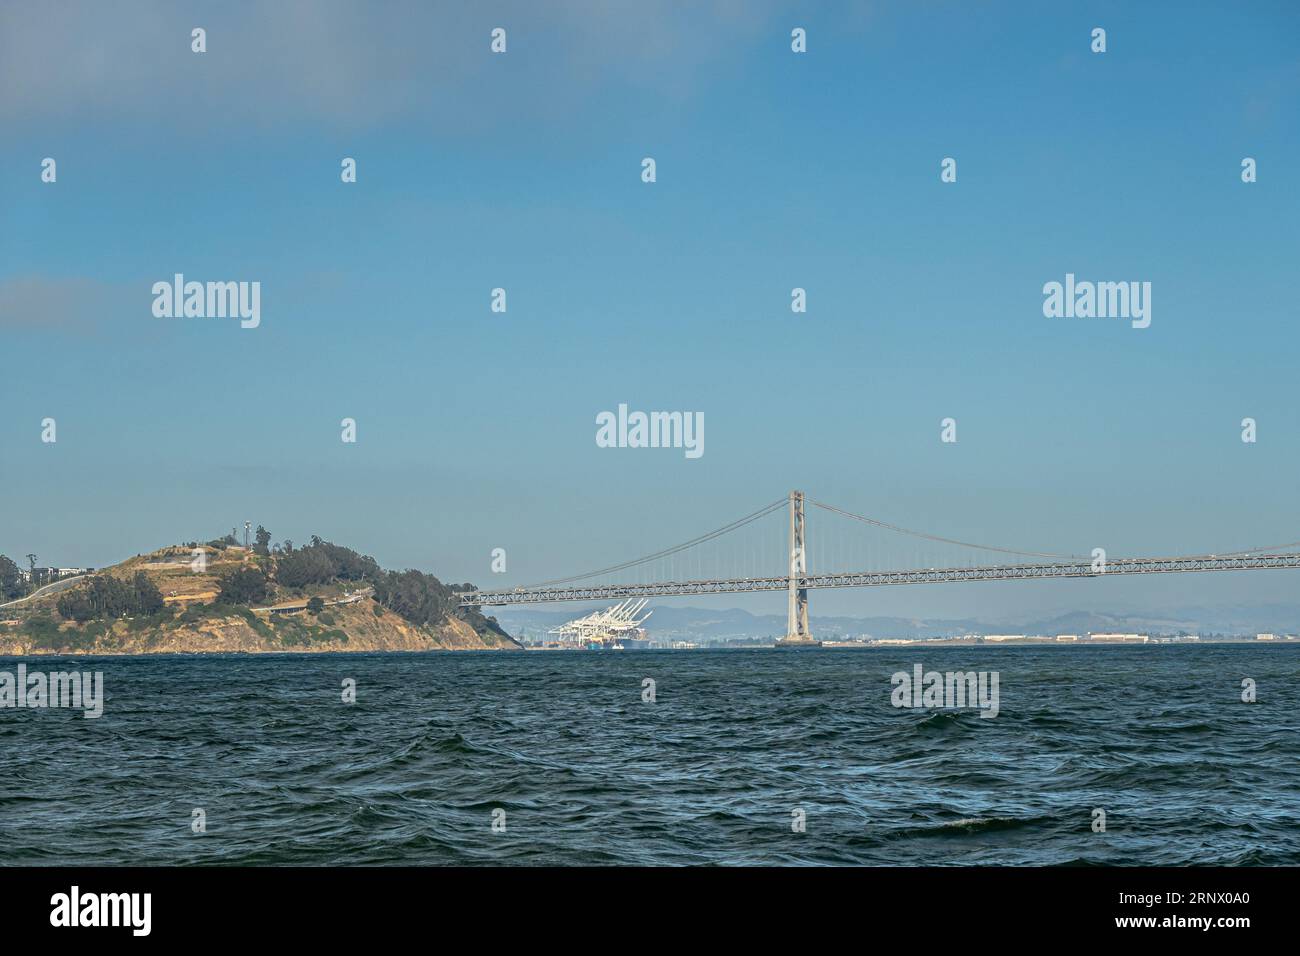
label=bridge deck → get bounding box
[457,552,1300,606]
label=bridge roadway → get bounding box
[458,551,1300,607]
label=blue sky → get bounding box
[2,1,1297,619]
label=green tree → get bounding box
[274,537,380,589]
[22,614,64,650]
[277,547,336,588]
[306,596,325,616]
[373,569,451,626]
[132,572,165,616]
[56,587,95,622]
[217,567,270,605]
[56,571,168,622]
[254,525,272,557]
[0,554,22,601]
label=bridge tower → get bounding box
[776,490,819,647]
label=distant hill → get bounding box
[495,605,987,642]
[0,537,520,655]
[494,602,1300,642]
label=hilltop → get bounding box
[0,535,519,655]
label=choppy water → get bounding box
[1,646,1297,865]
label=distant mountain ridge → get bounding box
[495,603,1300,641]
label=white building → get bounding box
[16,567,93,584]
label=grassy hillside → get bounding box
[0,538,519,655]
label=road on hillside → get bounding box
[0,574,89,610]
[3,580,378,614]
[252,586,376,614]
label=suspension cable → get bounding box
[811,499,1300,562]
[808,499,1085,560]
[1216,540,1300,556]
[527,497,788,587]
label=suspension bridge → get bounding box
[456,491,1300,646]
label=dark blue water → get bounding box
[2,646,1297,865]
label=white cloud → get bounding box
[0,0,860,130]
